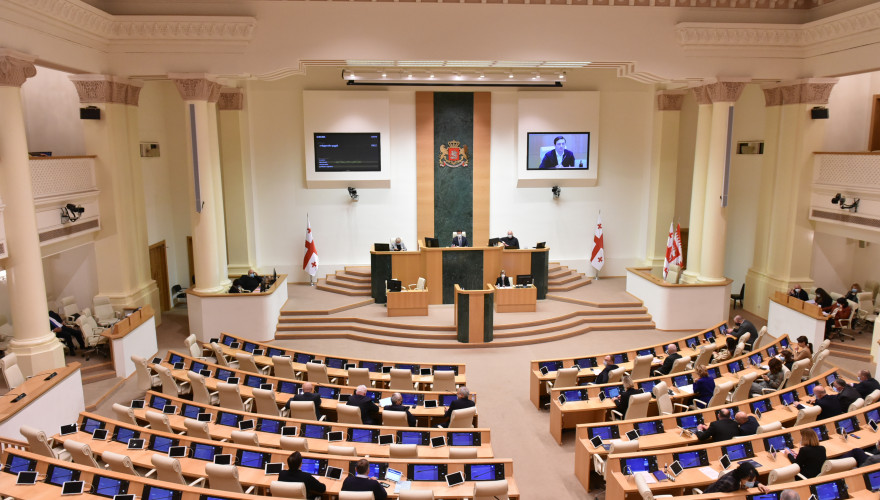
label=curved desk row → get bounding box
[0,363,84,443]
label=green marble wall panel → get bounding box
[531,251,550,299]
[370,253,392,303]
[457,295,469,343]
[433,92,474,246]
[442,250,483,304]
[483,293,494,342]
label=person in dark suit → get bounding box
[284,382,323,420]
[451,231,469,248]
[347,385,379,425]
[810,385,842,420]
[612,376,641,417]
[539,136,575,169]
[785,428,826,478]
[692,365,716,408]
[696,409,739,442]
[49,310,85,354]
[735,412,759,436]
[789,284,809,301]
[495,270,511,288]
[726,315,758,352]
[594,356,619,385]
[341,459,387,500]
[440,386,476,428]
[383,392,416,427]
[655,344,681,376]
[238,269,262,292]
[500,231,519,249]
[854,369,880,398]
[832,378,861,411]
[278,451,326,499]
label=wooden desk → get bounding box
[387,289,429,317]
[102,305,158,378]
[0,363,84,442]
[494,286,537,313]
[454,284,494,343]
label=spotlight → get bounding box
[552,186,561,199]
[348,187,359,202]
[60,203,85,223]
[831,193,859,212]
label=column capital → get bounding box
[169,73,222,102]
[68,74,144,105]
[0,49,37,88]
[656,90,686,111]
[702,78,750,103]
[218,87,244,110]
[691,85,712,105]
[760,78,838,106]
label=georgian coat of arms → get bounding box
[439,140,469,168]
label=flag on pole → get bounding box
[663,222,675,278]
[303,216,319,277]
[671,223,683,269]
[590,212,605,272]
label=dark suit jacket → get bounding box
[790,289,809,301]
[286,392,322,419]
[595,364,619,385]
[855,378,880,398]
[539,149,575,169]
[239,274,262,291]
[787,445,826,478]
[277,469,326,496]
[815,394,843,421]
[737,416,760,436]
[732,320,758,350]
[613,388,642,417]
[347,394,379,425]
[341,475,388,500]
[452,235,469,247]
[837,386,861,411]
[656,353,682,376]
[696,418,739,443]
[383,404,416,427]
[500,236,519,248]
[443,397,475,420]
[496,276,511,287]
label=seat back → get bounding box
[64,440,100,468]
[0,353,25,389]
[75,315,102,343]
[610,439,639,453]
[390,368,414,390]
[865,389,880,406]
[767,464,800,485]
[155,365,183,397]
[416,277,426,291]
[347,367,371,387]
[753,327,768,350]
[608,366,626,383]
[554,368,578,388]
[634,472,656,500]
[131,355,156,392]
[625,392,653,419]
[432,370,456,392]
[630,355,653,380]
[652,382,673,414]
[776,368,792,392]
[327,445,357,456]
[187,371,214,405]
[400,490,434,500]
[306,362,329,384]
[668,355,691,375]
[145,410,174,434]
[730,372,759,402]
[252,388,281,416]
[692,344,716,369]
[272,355,298,380]
[337,404,362,424]
[184,418,212,440]
[390,443,418,458]
[185,334,202,358]
[269,480,308,499]
[818,457,857,477]
[449,406,477,428]
[206,463,244,493]
[794,405,822,426]
[813,340,831,364]
[280,437,309,452]
[234,352,262,374]
[383,410,410,427]
[849,398,865,412]
[449,447,478,459]
[210,343,231,367]
[102,450,139,476]
[756,421,782,434]
[809,351,829,379]
[93,302,116,323]
[339,493,375,500]
[708,381,735,408]
[786,359,811,388]
[20,425,58,458]
[218,382,246,411]
[112,403,139,426]
[288,401,318,421]
[739,332,752,350]
[231,430,259,446]
[151,454,186,484]
[473,479,509,500]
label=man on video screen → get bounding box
[539,136,575,169]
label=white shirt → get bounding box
[556,151,565,166]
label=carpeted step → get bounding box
[548,268,573,279]
[326,276,370,290]
[335,273,371,284]
[315,279,371,296]
[550,273,584,285]
[345,266,372,278]
[548,276,592,292]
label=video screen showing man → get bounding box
[540,136,575,169]
[527,132,590,170]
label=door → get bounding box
[187,236,195,286]
[870,95,880,151]
[149,241,171,312]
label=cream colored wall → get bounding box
[20,66,85,156]
[824,71,879,152]
[42,242,98,314]
[676,93,698,230]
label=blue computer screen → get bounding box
[190,362,206,373]
[639,381,657,393]
[259,419,282,434]
[865,470,880,491]
[326,358,346,369]
[814,426,828,441]
[397,364,419,374]
[469,464,496,481]
[575,358,597,368]
[440,394,457,406]
[412,465,440,481]
[751,400,770,413]
[47,466,77,486]
[604,386,621,398]
[300,459,322,475]
[278,381,298,394]
[539,361,560,372]
[563,390,583,402]
[6,456,34,474]
[637,348,655,357]
[360,361,381,372]
[168,353,184,365]
[622,457,652,473]
[686,337,699,348]
[679,415,700,429]
[144,485,177,500]
[181,404,201,419]
[191,443,218,461]
[780,338,790,348]
[365,391,381,401]
[838,418,856,433]
[636,421,660,436]
[222,336,234,346]
[728,360,744,373]
[93,476,126,496]
[80,418,103,434]
[302,424,328,439]
[267,348,284,358]
[244,375,265,388]
[813,481,843,500]
[351,428,373,443]
[780,391,798,405]
[590,426,615,440]
[806,382,818,396]
[708,367,722,379]
[677,451,702,469]
[765,434,788,451]
[401,393,420,406]
[767,346,778,356]
[150,436,175,453]
[450,432,475,446]
[399,431,425,445]
[317,387,337,399]
[613,354,627,364]
[242,342,256,353]
[750,354,763,365]
[672,375,690,387]
[725,443,748,460]
[215,369,233,382]
[238,451,266,469]
[217,412,239,427]
[114,427,138,444]
[295,353,312,364]
[868,408,880,423]
[150,396,169,410]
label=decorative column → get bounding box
[0,49,65,375]
[699,78,748,282]
[170,74,228,293]
[217,88,256,275]
[680,85,713,283]
[68,75,162,323]
[744,79,837,316]
[645,90,685,267]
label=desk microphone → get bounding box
[44,372,58,381]
[10,393,26,403]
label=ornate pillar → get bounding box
[170,74,228,293]
[681,86,713,283]
[68,74,161,322]
[744,79,837,316]
[0,49,65,375]
[645,90,685,267]
[217,88,256,275]
[699,78,748,282]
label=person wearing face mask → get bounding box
[785,428,826,478]
[845,283,862,303]
[238,268,262,292]
[500,231,519,249]
[594,355,619,385]
[789,284,809,301]
[704,462,769,493]
[496,270,511,288]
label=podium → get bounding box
[386,289,429,317]
[454,284,494,343]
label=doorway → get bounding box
[148,241,171,312]
[187,236,194,287]
[870,95,880,151]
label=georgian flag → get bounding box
[663,222,675,279]
[590,212,605,272]
[303,216,319,277]
[671,223,683,269]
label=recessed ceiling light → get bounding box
[508,73,514,79]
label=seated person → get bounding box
[439,386,475,428]
[696,408,738,443]
[726,315,757,352]
[845,283,862,303]
[814,287,834,311]
[780,349,796,371]
[594,356,619,385]
[228,278,245,294]
[692,365,715,408]
[383,392,416,427]
[833,378,861,410]
[785,428,826,478]
[704,462,769,494]
[278,451,326,498]
[854,369,880,398]
[500,231,519,249]
[495,270,511,288]
[451,231,469,248]
[611,376,641,417]
[49,310,85,354]
[792,336,813,366]
[809,385,842,421]
[735,411,759,436]
[341,459,388,500]
[750,357,785,396]
[826,297,852,339]
[840,439,880,467]
[347,385,380,425]
[284,382,322,420]
[789,284,809,301]
[238,269,262,292]
[391,237,406,251]
[655,344,681,376]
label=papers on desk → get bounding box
[593,368,602,375]
[379,397,393,407]
[636,471,657,484]
[652,358,662,365]
[394,481,412,493]
[698,467,719,480]
[678,384,694,394]
[760,365,769,370]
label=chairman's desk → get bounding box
[157,353,478,427]
[573,369,841,492]
[216,333,467,388]
[370,244,549,305]
[603,401,880,499]
[530,321,734,409]
[547,336,789,444]
[493,285,537,313]
[53,418,519,498]
[386,289,429,317]
[134,391,495,458]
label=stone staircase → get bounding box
[81,360,116,384]
[548,262,591,292]
[315,266,372,296]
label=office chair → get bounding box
[336,404,362,425]
[327,445,357,456]
[473,479,509,500]
[253,387,288,417]
[206,463,255,494]
[817,457,857,477]
[187,371,220,406]
[280,437,309,452]
[20,425,71,461]
[731,283,744,309]
[431,370,456,392]
[390,368,416,390]
[145,410,176,434]
[183,418,213,440]
[629,355,653,380]
[0,353,25,389]
[131,355,160,392]
[155,364,192,398]
[382,410,410,427]
[269,480,308,499]
[272,355,299,380]
[448,407,477,428]
[234,352,270,375]
[230,430,259,446]
[150,454,205,487]
[288,401,323,421]
[306,362,330,384]
[63,440,101,468]
[390,444,418,458]
[346,367,372,387]
[217,382,253,413]
[339,492,375,500]
[112,403,141,427]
